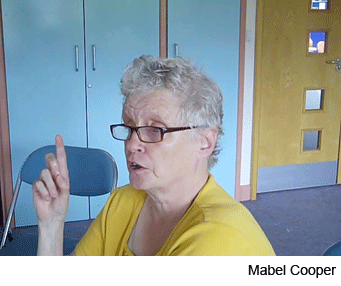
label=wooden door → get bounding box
[252,0,341,197]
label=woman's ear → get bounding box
[198,128,218,158]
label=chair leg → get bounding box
[0,175,22,249]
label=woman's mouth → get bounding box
[129,162,146,172]
[131,162,142,170]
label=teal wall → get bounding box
[3,0,241,226]
[169,0,241,197]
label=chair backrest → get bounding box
[322,240,341,256]
[1,145,117,250]
[21,145,117,196]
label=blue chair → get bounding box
[322,240,341,256]
[0,145,117,255]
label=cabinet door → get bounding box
[168,0,241,197]
[84,0,159,218]
[2,0,88,226]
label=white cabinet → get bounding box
[2,0,158,226]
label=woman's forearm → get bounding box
[37,221,64,256]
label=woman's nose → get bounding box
[125,129,144,152]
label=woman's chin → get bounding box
[129,173,151,190]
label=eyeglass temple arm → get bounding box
[162,126,198,133]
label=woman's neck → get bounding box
[145,171,209,218]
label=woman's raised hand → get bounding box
[32,134,70,226]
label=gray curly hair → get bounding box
[120,55,223,169]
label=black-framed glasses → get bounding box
[110,124,199,143]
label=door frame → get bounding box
[250,0,264,200]
[235,0,255,201]
[0,3,13,227]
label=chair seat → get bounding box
[322,240,341,256]
[0,234,79,256]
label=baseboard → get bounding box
[235,184,251,201]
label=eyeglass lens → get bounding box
[112,125,130,140]
[113,126,162,143]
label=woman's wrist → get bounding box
[37,221,65,256]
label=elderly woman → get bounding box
[33,55,275,256]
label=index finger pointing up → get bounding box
[55,134,69,179]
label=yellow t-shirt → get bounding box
[75,175,275,256]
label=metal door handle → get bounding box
[174,43,179,57]
[326,58,341,64]
[75,45,79,71]
[326,58,341,71]
[92,44,96,71]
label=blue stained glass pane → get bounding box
[309,31,326,54]
[310,32,325,46]
[311,0,328,10]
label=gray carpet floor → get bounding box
[242,184,341,256]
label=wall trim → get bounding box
[0,4,14,226]
[159,0,168,58]
[236,185,252,201]
[235,0,251,201]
